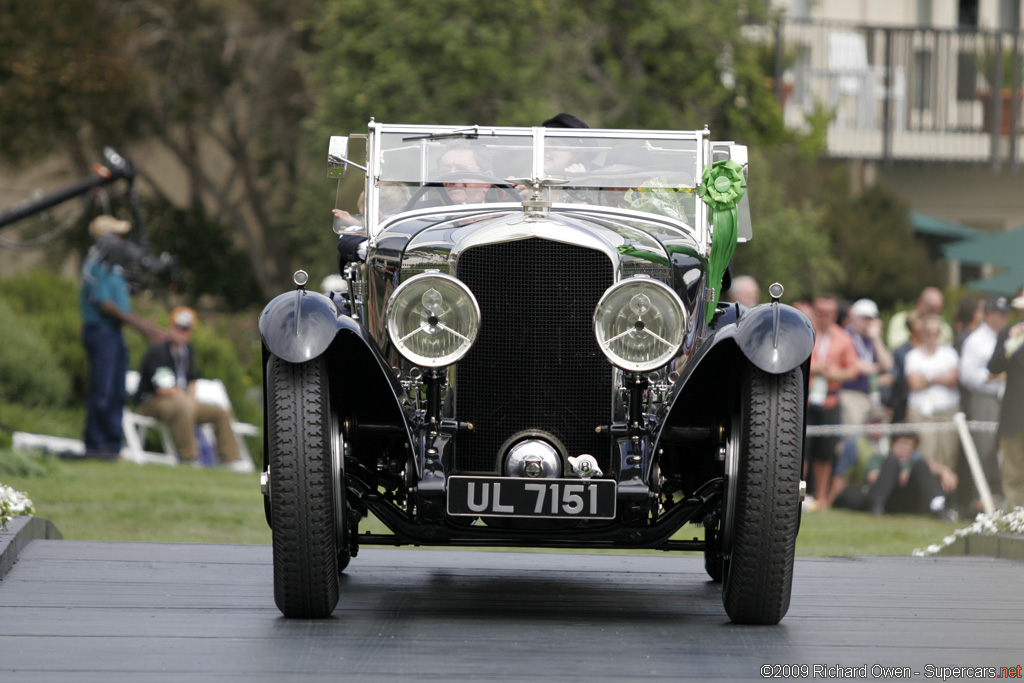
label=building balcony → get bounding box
[768,19,1024,168]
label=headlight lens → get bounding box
[593,276,687,372]
[386,272,480,367]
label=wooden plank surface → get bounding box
[0,540,1022,681]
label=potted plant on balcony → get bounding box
[977,44,1023,135]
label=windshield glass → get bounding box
[377,132,531,215]
[375,127,701,223]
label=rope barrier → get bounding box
[805,419,999,438]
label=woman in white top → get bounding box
[904,314,961,476]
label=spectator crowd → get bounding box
[784,283,1024,520]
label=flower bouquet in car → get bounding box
[623,179,695,222]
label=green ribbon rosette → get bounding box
[697,159,745,324]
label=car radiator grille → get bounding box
[453,238,614,473]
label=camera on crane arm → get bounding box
[94,147,178,293]
[0,146,180,293]
[92,232,177,293]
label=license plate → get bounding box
[447,476,617,519]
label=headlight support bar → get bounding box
[626,372,648,457]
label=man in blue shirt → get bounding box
[79,215,163,459]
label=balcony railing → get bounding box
[767,19,1023,168]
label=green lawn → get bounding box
[794,506,961,556]
[1,452,271,545]
[1,449,960,555]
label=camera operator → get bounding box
[80,215,164,460]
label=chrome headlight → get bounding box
[386,272,480,368]
[593,276,687,372]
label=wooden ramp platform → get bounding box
[0,540,1022,681]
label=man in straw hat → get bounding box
[80,215,163,459]
[988,290,1024,509]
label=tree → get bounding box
[1,0,319,301]
[821,186,943,309]
[733,145,942,307]
[549,0,786,144]
[733,148,842,302]
[0,0,146,169]
[307,0,783,140]
[118,0,320,299]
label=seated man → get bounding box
[829,424,956,519]
[135,306,241,466]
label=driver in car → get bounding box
[437,144,493,205]
[337,143,495,265]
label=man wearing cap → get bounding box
[988,292,1024,509]
[840,298,894,426]
[134,307,241,466]
[959,295,1011,502]
[80,215,163,459]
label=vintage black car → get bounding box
[259,123,814,624]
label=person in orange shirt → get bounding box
[805,294,861,508]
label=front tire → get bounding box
[267,355,345,618]
[721,364,804,625]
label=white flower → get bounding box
[0,483,35,530]
[914,507,1024,556]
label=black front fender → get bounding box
[680,301,813,384]
[259,289,343,363]
[654,301,813,462]
[731,302,815,375]
[259,288,414,527]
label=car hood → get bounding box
[400,208,702,282]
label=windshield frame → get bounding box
[363,122,709,241]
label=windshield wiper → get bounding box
[402,125,497,142]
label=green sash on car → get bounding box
[698,159,745,325]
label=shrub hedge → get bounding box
[0,297,73,407]
[0,270,87,399]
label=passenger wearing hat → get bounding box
[134,307,241,466]
[959,295,1011,504]
[80,215,164,459]
[987,292,1024,509]
[541,113,589,129]
[840,298,894,426]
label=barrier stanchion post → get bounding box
[953,412,996,515]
